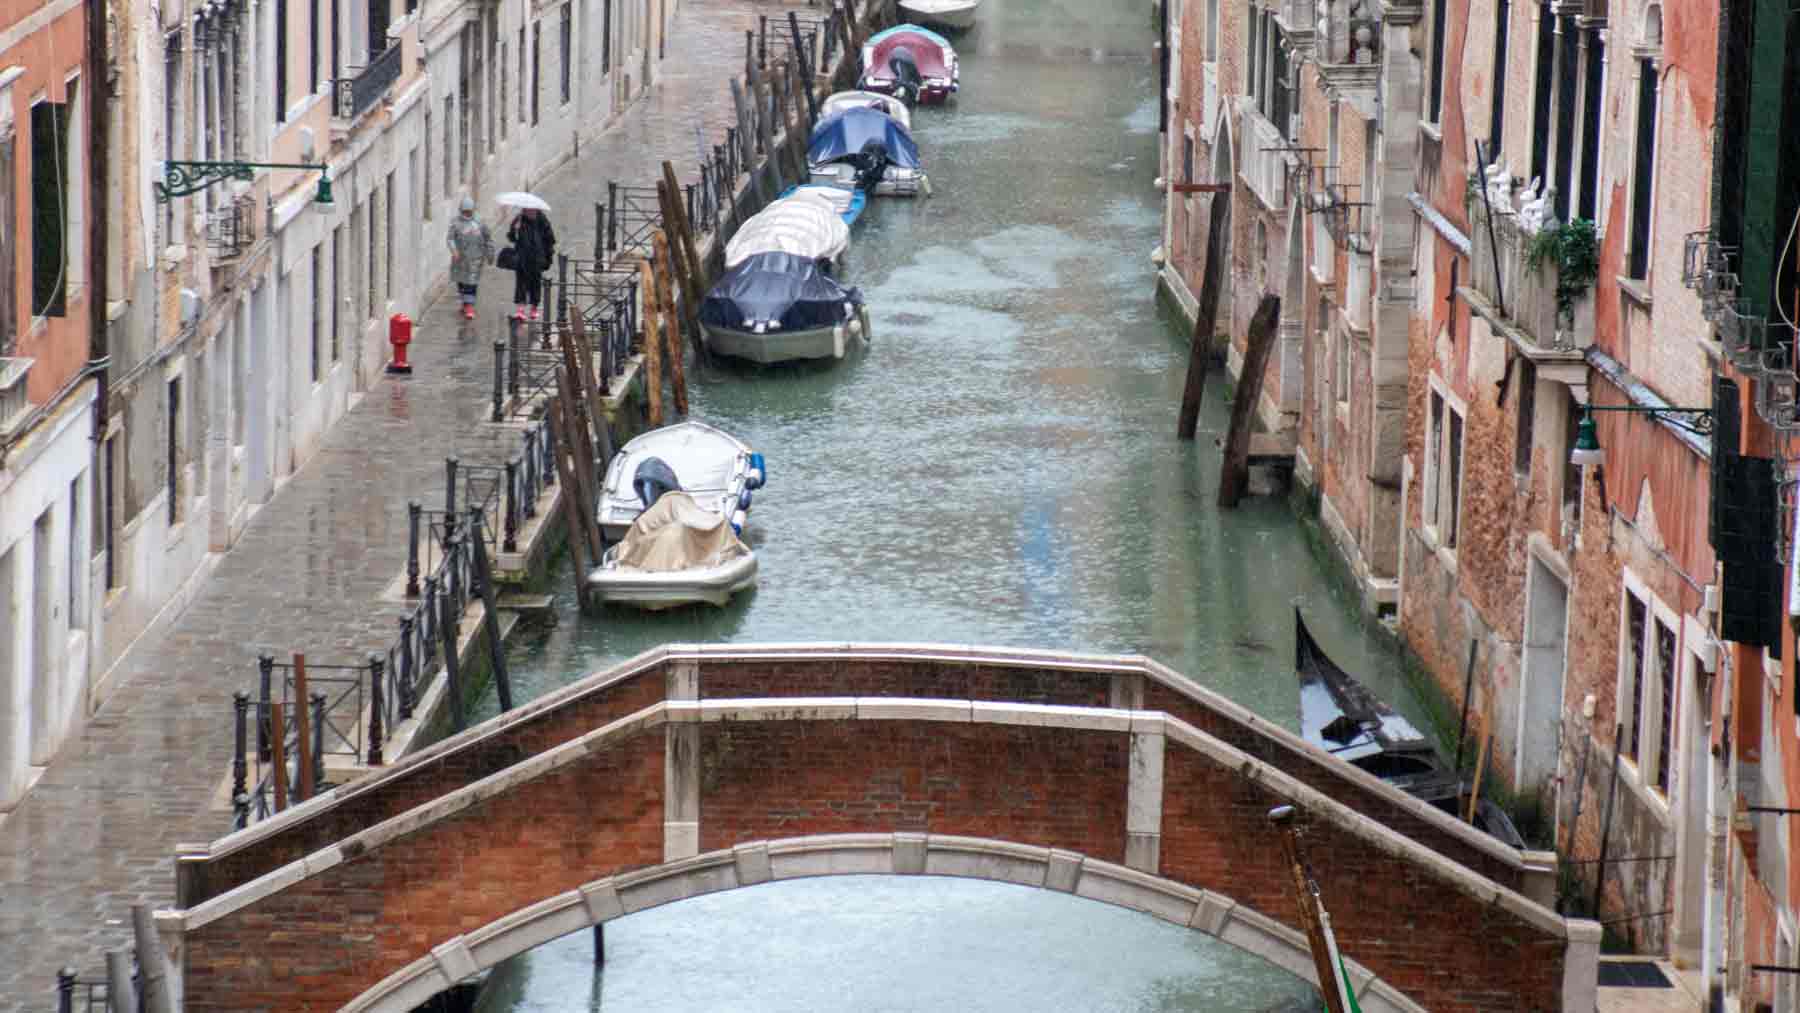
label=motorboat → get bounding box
[897,0,981,32]
[1294,609,1527,849]
[778,183,868,227]
[724,192,852,272]
[859,25,959,105]
[819,89,913,130]
[596,420,765,543]
[699,251,872,364]
[807,106,931,198]
[586,492,758,609]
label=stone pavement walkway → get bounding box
[0,1,798,1003]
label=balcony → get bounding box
[0,357,34,439]
[1317,2,1380,114]
[206,193,257,264]
[1465,197,1594,358]
[335,42,403,124]
[1240,112,1293,211]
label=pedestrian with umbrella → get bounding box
[446,196,494,321]
[498,192,557,321]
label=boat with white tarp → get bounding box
[724,192,853,272]
[819,89,913,130]
[596,420,765,542]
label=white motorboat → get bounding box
[724,193,852,272]
[596,420,765,542]
[896,0,981,31]
[819,90,913,130]
[586,492,759,609]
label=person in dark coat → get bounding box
[508,208,557,321]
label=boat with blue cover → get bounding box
[808,106,931,198]
[699,251,871,363]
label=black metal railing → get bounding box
[603,183,667,260]
[339,41,403,121]
[205,193,256,261]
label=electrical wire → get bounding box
[1775,200,1800,334]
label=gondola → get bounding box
[1295,608,1526,849]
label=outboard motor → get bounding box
[632,456,682,509]
[851,142,890,194]
[887,45,922,106]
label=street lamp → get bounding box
[1567,403,1715,468]
[155,160,334,206]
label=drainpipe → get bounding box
[85,0,109,440]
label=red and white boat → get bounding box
[859,25,959,106]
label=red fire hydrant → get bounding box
[386,313,414,374]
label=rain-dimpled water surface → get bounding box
[473,0,1429,1007]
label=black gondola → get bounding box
[1295,608,1526,849]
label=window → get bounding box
[458,24,474,180]
[1488,0,1508,151]
[383,171,394,308]
[1335,332,1350,408]
[1627,58,1658,279]
[486,9,498,154]
[1267,24,1290,136]
[368,0,390,62]
[366,196,378,318]
[310,244,322,381]
[1182,135,1193,184]
[1529,1,1554,183]
[1576,29,1604,221]
[331,226,342,361]
[1514,359,1536,476]
[68,477,84,631]
[309,0,320,95]
[560,3,573,104]
[518,27,527,122]
[275,0,288,121]
[0,131,14,352]
[532,23,542,125]
[164,31,182,241]
[1619,585,1678,796]
[602,0,612,75]
[499,42,508,141]
[30,99,70,318]
[442,95,453,200]
[167,377,182,524]
[1550,17,1577,222]
[331,0,341,80]
[423,107,433,218]
[1427,0,1448,123]
[103,433,117,590]
[1245,3,1260,97]
[1425,386,1465,548]
[1205,0,1217,60]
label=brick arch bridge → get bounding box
[160,645,1599,1012]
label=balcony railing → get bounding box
[1467,197,1592,354]
[336,42,403,123]
[206,193,257,262]
[0,357,33,438]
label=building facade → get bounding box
[1158,0,1789,1000]
[0,0,674,812]
[0,0,103,808]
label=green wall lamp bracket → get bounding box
[155,160,334,205]
[1569,403,1715,467]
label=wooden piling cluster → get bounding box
[546,307,614,609]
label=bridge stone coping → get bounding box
[160,695,1601,1012]
[180,642,1554,911]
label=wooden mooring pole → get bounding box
[651,230,690,416]
[469,506,515,713]
[292,653,314,801]
[1177,186,1232,440]
[269,700,289,812]
[1216,293,1282,508]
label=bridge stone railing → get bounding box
[174,644,1556,911]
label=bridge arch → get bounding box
[340,833,1423,1013]
[163,678,1597,1012]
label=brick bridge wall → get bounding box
[166,696,1596,1013]
[179,647,1552,911]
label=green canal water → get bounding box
[473,0,1428,1007]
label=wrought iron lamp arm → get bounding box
[1581,403,1715,438]
[155,160,332,203]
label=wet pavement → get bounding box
[0,1,791,1004]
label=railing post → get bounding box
[557,255,570,324]
[310,692,327,789]
[543,415,558,485]
[232,691,250,802]
[607,181,619,254]
[257,653,274,761]
[503,459,520,552]
[594,201,604,259]
[422,576,440,665]
[491,340,506,422]
[57,967,75,1013]
[441,588,466,733]
[398,615,417,719]
[509,318,523,399]
[405,500,422,597]
[367,653,385,766]
[445,456,460,534]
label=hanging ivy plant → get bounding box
[1525,218,1600,324]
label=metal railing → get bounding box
[205,193,256,261]
[1467,197,1586,352]
[338,41,403,121]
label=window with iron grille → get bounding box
[1627,58,1658,279]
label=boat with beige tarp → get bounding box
[586,492,759,609]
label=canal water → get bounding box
[475,0,1426,1008]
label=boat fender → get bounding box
[738,488,754,512]
[747,452,767,489]
[920,174,933,198]
[858,306,874,342]
[731,508,749,534]
[833,323,847,359]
